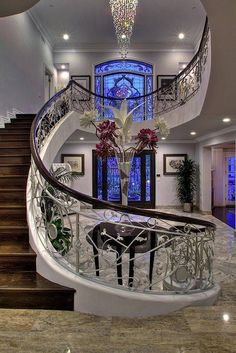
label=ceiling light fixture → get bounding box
[80,137,85,141]
[63,33,70,40]
[61,65,66,70]
[223,313,230,322]
[161,137,166,140]
[190,131,196,136]
[109,0,139,59]
[222,117,231,123]
[178,32,185,40]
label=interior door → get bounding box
[225,154,235,206]
[92,150,156,208]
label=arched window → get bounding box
[95,59,153,121]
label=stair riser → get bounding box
[0,134,29,141]
[0,141,30,148]
[0,291,74,310]
[0,208,26,218]
[0,233,28,242]
[0,165,29,175]
[0,219,27,226]
[0,156,31,164]
[0,256,36,272]
[0,177,28,187]
[0,148,30,155]
[0,191,26,203]
[4,124,32,130]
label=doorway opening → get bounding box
[211,143,235,229]
[92,150,156,208]
[44,68,53,102]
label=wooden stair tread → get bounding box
[0,204,25,209]
[0,164,29,167]
[0,225,28,230]
[0,113,75,310]
[0,175,28,178]
[0,241,34,255]
[0,273,75,292]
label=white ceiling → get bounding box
[30,0,206,51]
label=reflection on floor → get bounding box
[212,206,235,229]
[0,212,236,352]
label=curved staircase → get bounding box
[0,114,75,310]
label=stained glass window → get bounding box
[227,156,235,202]
[145,154,151,202]
[97,157,103,200]
[106,156,142,202]
[95,152,154,205]
[95,60,153,121]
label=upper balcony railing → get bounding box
[29,17,215,295]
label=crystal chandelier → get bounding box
[109,0,139,59]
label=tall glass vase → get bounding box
[116,151,134,206]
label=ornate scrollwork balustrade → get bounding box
[29,17,215,294]
[30,157,215,293]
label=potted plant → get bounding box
[40,166,80,255]
[176,158,198,212]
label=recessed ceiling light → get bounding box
[80,137,85,141]
[190,131,196,136]
[161,137,166,140]
[63,33,69,40]
[223,313,230,322]
[222,117,231,123]
[178,33,185,40]
[61,65,66,70]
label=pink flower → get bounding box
[136,128,158,151]
[96,141,114,160]
[97,121,118,141]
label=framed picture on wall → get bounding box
[71,75,91,101]
[163,154,187,175]
[157,75,176,101]
[71,75,91,91]
[61,154,85,175]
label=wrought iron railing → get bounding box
[29,17,215,294]
[34,18,209,148]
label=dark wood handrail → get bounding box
[30,126,215,229]
[69,17,208,101]
[30,15,214,230]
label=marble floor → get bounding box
[212,206,235,229]
[1,212,236,353]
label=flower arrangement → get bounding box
[80,101,169,205]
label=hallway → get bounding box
[213,207,236,229]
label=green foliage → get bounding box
[176,159,198,204]
[41,166,80,256]
[50,218,72,256]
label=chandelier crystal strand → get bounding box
[110,0,139,59]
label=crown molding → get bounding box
[27,10,54,50]
[53,47,194,54]
[195,124,236,143]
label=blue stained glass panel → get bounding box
[107,157,120,202]
[103,73,145,121]
[105,157,141,202]
[95,76,102,119]
[145,155,151,202]
[95,60,153,75]
[95,59,153,121]
[97,157,103,200]
[146,75,153,120]
[228,157,235,202]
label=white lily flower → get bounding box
[80,109,98,128]
[107,100,143,144]
[154,117,170,138]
